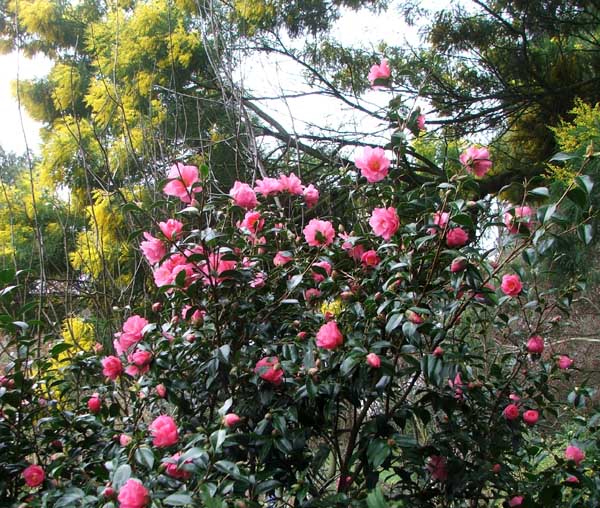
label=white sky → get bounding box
[0,52,53,154]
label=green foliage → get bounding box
[1,109,599,506]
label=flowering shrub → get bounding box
[1,64,600,508]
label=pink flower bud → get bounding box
[508,496,523,507]
[87,394,102,414]
[492,463,501,474]
[558,355,574,369]
[433,346,444,358]
[152,302,162,313]
[156,384,167,398]
[366,353,381,368]
[450,257,468,273]
[526,335,544,354]
[522,409,539,425]
[119,434,132,446]
[223,413,241,428]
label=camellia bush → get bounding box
[1,60,599,508]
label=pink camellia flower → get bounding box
[22,464,45,487]
[149,415,179,448]
[140,232,166,265]
[303,219,336,247]
[370,207,400,241]
[349,244,366,262]
[102,356,123,380]
[238,211,264,235]
[450,257,468,273]
[504,206,534,234]
[87,393,102,414]
[156,384,167,398]
[223,413,241,428]
[250,271,267,288]
[523,409,539,425]
[255,356,284,385]
[508,496,524,507]
[304,288,322,303]
[115,315,149,355]
[558,355,574,370]
[158,219,184,241]
[355,146,391,183]
[165,453,191,480]
[254,177,283,196]
[153,254,196,289]
[229,181,258,209]
[459,146,492,178]
[303,184,319,208]
[501,274,523,297]
[566,475,579,484]
[273,251,293,267]
[279,173,304,195]
[406,310,424,325]
[527,335,544,354]
[428,211,449,235]
[446,227,469,248]
[118,478,149,508]
[125,350,153,377]
[366,353,381,368]
[361,250,381,268]
[367,58,391,86]
[316,321,344,350]
[163,163,201,204]
[311,260,332,283]
[197,251,237,286]
[120,434,132,446]
[417,114,426,131]
[427,455,448,482]
[181,305,205,325]
[503,404,520,421]
[565,445,585,465]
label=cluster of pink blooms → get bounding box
[101,315,153,381]
[230,172,319,209]
[502,395,539,426]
